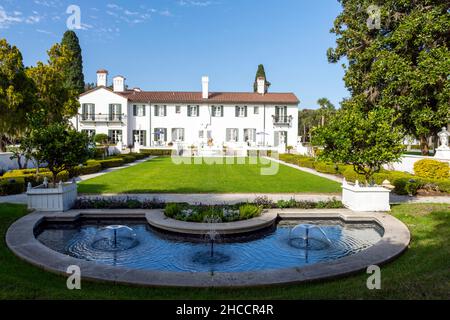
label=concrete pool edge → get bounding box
[6,209,410,288]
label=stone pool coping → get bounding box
[145,210,278,235]
[6,209,410,288]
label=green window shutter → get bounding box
[109,104,113,120]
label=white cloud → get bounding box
[0,6,24,28]
[33,0,61,8]
[178,0,213,7]
[159,10,172,17]
[36,28,53,35]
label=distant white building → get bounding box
[73,70,299,151]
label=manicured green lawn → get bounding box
[78,157,341,194]
[0,202,449,299]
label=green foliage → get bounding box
[97,158,125,169]
[313,161,339,174]
[414,159,449,180]
[313,107,405,182]
[394,178,420,196]
[0,39,36,151]
[140,149,173,156]
[164,203,184,218]
[22,123,93,185]
[0,178,25,195]
[297,157,316,169]
[239,204,262,220]
[253,64,271,93]
[94,133,109,145]
[328,1,450,154]
[26,43,80,124]
[61,31,85,94]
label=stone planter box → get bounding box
[27,181,77,212]
[342,179,391,212]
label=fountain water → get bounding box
[288,224,332,250]
[91,225,138,252]
[204,216,222,257]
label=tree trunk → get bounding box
[0,136,5,152]
[420,135,429,156]
[52,172,57,188]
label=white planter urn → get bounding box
[342,178,391,212]
[27,179,77,212]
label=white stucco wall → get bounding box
[75,87,299,149]
[73,88,129,145]
[385,154,450,173]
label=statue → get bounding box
[435,127,450,160]
[437,127,449,150]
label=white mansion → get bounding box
[73,70,299,152]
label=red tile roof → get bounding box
[79,87,300,104]
[121,91,299,104]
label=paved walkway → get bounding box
[75,156,155,181]
[267,156,343,183]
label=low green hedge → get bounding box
[140,149,173,156]
[97,158,124,169]
[0,178,25,196]
[314,162,339,174]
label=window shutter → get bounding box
[274,132,280,147]
[196,106,199,117]
[244,106,248,117]
[235,106,239,117]
[117,104,122,115]
[188,106,191,117]
[164,128,167,141]
[164,105,167,116]
[133,105,137,116]
[235,129,239,142]
[221,106,224,117]
[155,106,158,117]
[109,104,113,120]
[226,129,230,142]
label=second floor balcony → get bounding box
[272,115,293,126]
[79,114,127,123]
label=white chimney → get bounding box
[257,77,265,95]
[113,76,125,92]
[96,69,108,87]
[202,76,209,99]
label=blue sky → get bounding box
[0,0,349,109]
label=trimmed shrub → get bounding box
[140,149,173,156]
[2,168,50,177]
[314,161,339,174]
[129,153,147,160]
[0,178,25,195]
[342,166,366,182]
[297,157,315,169]
[414,159,449,180]
[117,155,137,164]
[393,178,421,196]
[97,158,124,169]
